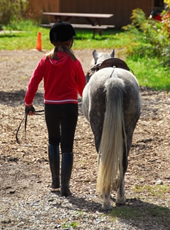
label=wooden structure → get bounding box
[28,0,164,28]
[41,12,114,38]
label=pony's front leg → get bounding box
[101,189,112,210]
[116,176,126,205]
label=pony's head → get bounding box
[92,49,115,65]
[86,49,115,83]
[86,49,130,83]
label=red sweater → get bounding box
[25,52,86,106]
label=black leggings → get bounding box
[45,103,78,152]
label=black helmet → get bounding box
[50,21,76,43]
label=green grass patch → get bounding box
[0,28,128,50]
[74,29,134,49]
[110,206,142,220]
[62,222,78,229]
[133,184,170,197]
[127,57,170,91]
[109,205,170,224]
[0,27,52,51]
[0,21,133,50]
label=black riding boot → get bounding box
[48,145,60,189]
[61,152,73,197]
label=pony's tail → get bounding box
[96,73,126,194]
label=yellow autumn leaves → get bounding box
[164,0,170,8]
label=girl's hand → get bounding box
[25,106,35,115]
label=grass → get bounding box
[127,57,170,91]
[133,184,170,198]
[74,29,134,49]
[109,205,170,224]
[0,19,169,91]
[62,222,78,228]
[0,23,131,50]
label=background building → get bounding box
[28,0,164,28]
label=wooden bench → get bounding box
[41,23,115,38]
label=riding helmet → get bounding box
[50,21,76,43]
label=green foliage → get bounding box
[130,8,147,30]
[0,0,29,25]
[3,19,38,31]
[123,8,170,68]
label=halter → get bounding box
[86,64,100,82]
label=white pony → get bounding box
[82,50,141,210]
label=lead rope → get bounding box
[16,109,44,144]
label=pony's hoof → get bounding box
[116,198,126,205]
[102,203,112,211]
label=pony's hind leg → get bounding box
[116,176,126,205]
[101,188,112,210]
[116,134,129,205]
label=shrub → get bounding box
[123,8,170,68]
[0,0,29,25]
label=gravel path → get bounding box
[0,50,170,230]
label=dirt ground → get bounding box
[0,49,170,229]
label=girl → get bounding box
[24,21,86,196]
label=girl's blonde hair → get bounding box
[45,37,77,61]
